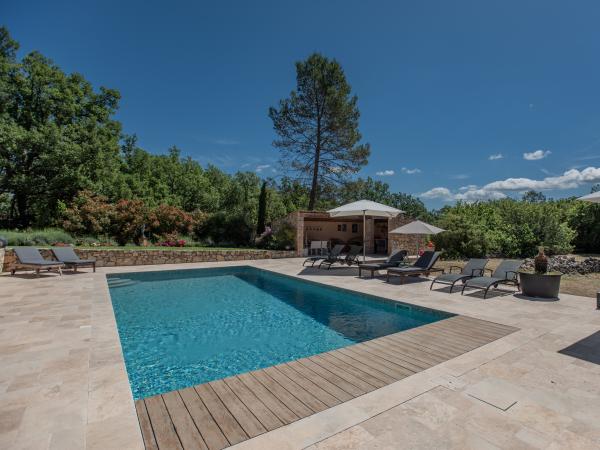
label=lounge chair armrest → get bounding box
[471,268,484,276]
[505,270,519,280]
[448,265,462,273]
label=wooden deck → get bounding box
[135,315,518,449]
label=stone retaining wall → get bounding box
[2,248,296,272]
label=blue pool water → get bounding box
[107,266,452,399]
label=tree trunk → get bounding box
[15,192,30,228]
[308,119,321,210]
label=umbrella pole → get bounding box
[363,211,366,262]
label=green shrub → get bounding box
[0,228,75,246]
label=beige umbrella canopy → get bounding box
[328,200,403,261]
[578,191,600,203]
[389,220,445,255]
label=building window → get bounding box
[352,223,358,233]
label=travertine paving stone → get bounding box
[1,258,599,449]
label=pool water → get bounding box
[107,266,452,399]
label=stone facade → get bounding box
[387,215,431,255]
[2,248,296,272]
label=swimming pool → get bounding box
[107,266,453,399]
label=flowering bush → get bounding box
[157,239,186,247]
[112,199,148,245]
[62,191,114,236]
[147,204,193,241]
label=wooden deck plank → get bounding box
[261,366,329,413]
[223,376,283,431]
[423,323,500,346]
[209,380,266,438]
[312,353,387,389]
[274,363,342,407]
[162,391,208,450]
[326,350,398,384]
[406,327,478,353]
[237,373,299,425]
[448,316,518,336]
[144,396,183,450]
[358,340,430,372]
[178,387,230,450]
[338,347,413,379]
[389,331,464,357]
[347,344,418,377]
[194,383,248,446]
[137,315,518,450]
[298,357,369,397]
[449,315,517,333]
[135,400,159,450]
[371,335,442,367]
[377,334,448,364]
[249,370,314,418]
[287,359,356,401]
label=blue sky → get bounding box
[4,0,600,208]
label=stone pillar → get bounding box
[364,218,375,254]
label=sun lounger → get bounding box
[358,250,408,278]
[319,245,362,269]
[303,244,344,267]
[461,259,523,298]
[51,247,96,272]
[11,246,64,276]
[386,251,442,283]
[430,258,488,292]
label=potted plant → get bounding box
[519,247,562,299]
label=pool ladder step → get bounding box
[107,278,138,288]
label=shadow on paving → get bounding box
[559,331,600,365]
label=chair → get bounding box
[11,247,64,276]
[461,259,523,299]
[51,247,96,272]
[358,250,408,278]
[319,245,362,269]
[429,258,488,292]
[386,251,442,284]
[303,244,345,267]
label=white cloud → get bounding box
[420,187,453,199]
[489,153,503,160]
[420,166,600,203]
[484,167,600,191]
[401,167,421,175]
[523,149,551,160]
[376,170,395,176]
[255,164,271,173]
[420,186,506,202]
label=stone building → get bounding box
[281,211,431,257]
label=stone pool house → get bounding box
[280,210,429,256]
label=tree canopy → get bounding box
[269,53,370,210]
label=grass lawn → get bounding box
[438,258,600,298]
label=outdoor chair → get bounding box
[11,246,64,276]
[51,247,96,272]
[319,245,362,269]
[386,251,442,284]
[303,244,345,267]
[358,250,408,278]
[461,259,523,299]
[430,258,488,292]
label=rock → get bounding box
[521,255,600,275]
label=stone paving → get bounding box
[1,258,599,449]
